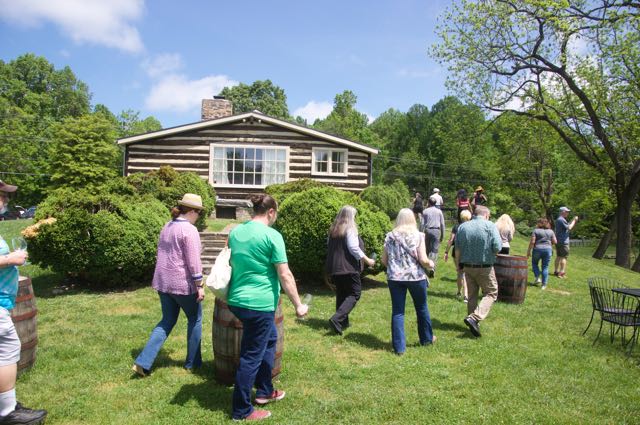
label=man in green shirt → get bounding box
[226,195,307,421]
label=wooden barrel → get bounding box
[213,298,284,385]
[10,276,38,373]
[494,254,528,304]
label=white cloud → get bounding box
[145,74,239,113]
[396,67,441,79]
[0,0,144,53]
[141,53,184,78]
[293,101,333,123]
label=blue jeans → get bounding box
[135,291,202,370]
[229,306,277,420]
[532,248,553,284]
[388,280,433,354]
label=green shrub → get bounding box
[265,179,327,204]
[28,188,168,287]
[274,186,391,281]
[515,221,533,237]
[127,166,215,230]
[360,179,410,219]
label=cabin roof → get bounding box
[117,110,379,155]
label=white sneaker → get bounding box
[534,277,542,285]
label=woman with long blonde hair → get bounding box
[382,208,436,355]
[495,214,515,255]
[326,206,375,335]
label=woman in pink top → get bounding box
[132,194,205,376]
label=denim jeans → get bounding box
[532,248,553,284]
[388,280,433,354]
[229,305,277,420]
[331,273,361,328]
[135,291,202,371]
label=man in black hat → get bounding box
[0,180,47,424]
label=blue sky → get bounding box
[0,0,450,128]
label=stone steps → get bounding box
[200,231,228,273]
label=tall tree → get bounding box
[219,80,290,119]
[0,54,92,204]
[432,0,640,268]
[314,90,381,146]
[49,115,119,190]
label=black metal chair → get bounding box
[588,279,638,347]
[583,277,628,337]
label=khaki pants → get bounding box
[464,267,498,322]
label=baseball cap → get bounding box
[559,206,571,212]
[433,188,440,193]
[0,180,17,193]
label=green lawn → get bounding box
[206,218,241,232]
[1,220,639,424]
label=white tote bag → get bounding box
[206,247,232,300]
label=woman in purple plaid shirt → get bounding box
[132,194,205,377]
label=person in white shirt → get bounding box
[431,188,444,209]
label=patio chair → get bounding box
[583,277,627,336]
[589,283,639,347]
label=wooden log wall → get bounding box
[125,121,372,198]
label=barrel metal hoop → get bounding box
[11,309,37,321]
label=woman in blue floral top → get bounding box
[382,208,436,355]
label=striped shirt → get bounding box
[152,218,203,295]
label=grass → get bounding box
[1,220,639,424]
[206,218,241,232]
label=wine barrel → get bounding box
[213,298,284,385]
[10,276,38,373]
[494,254,528,304]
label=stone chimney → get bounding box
[201,96,233,120]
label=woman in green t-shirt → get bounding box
[227,194,308,421]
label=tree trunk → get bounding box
[631,250,640,272]
[615,194,634,268]
[593,214,616,260]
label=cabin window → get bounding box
[210,145,288,187]
[312,148,348,176]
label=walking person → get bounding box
[444,209,472,302]
[227,195,308,421]
[412,192,424,225]
[553,207,578,279]
[527,218,557,290]
[495,214,515,255]
[326,206,375,335]
[421,196,445,278]
[382,208,436,355]
[133,194,206,377]
[456,206,502,338]
[455,189,471,223]
[470,186,488,211]
[431,188,443,209]
[0,181,47,425]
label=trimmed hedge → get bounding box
[274,186,391,281]
[360,179,410,219]
[127,166,215,231]
[265,178,327,204]
[28,187,168,287]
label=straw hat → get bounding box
[178,193,204,210]
[475,186,484,192]
[0,180,18,194]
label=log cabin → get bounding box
[117,97,379,218]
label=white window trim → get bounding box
[208,144,290,189]
[311,147,349,177]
